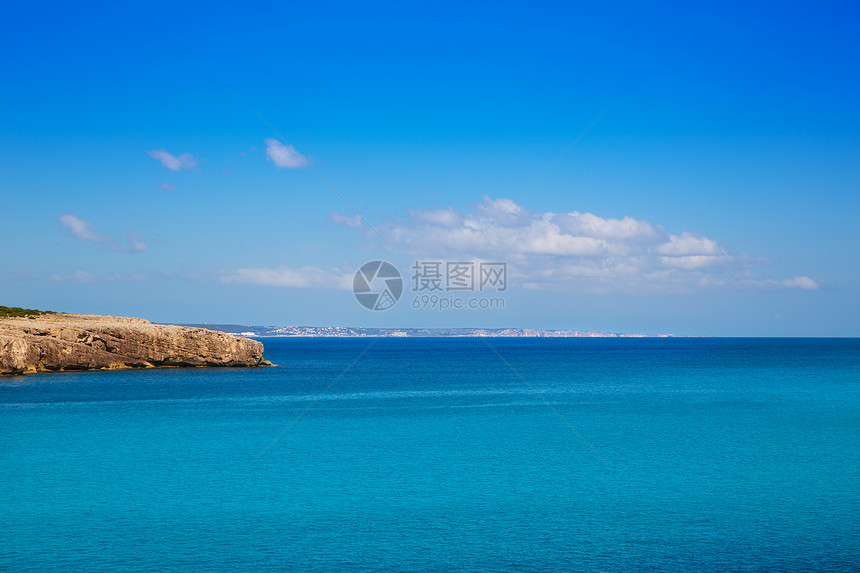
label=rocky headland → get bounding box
[0,313,271,375]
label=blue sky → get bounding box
[1,1,858,335]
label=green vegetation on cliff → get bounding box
[0,306,58,318]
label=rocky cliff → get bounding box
[0,314,271,375]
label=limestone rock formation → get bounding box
[0,314,271,375]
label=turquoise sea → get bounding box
[1,338,859,572]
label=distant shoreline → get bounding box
[179,324,683,338]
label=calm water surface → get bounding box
[1,338,858,571]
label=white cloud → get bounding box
[782,276,820,290]
[654,232,723,256]
[59,214,150,254]
[329,212,363,229]
[410,207,461,227]
[157,182,176,194]
[220,265,352,289]
[265,138,306,169]
[552,211,659,242]
[50,270,97,283]
[60,214,111,243]
[147,149,198,171]
[331,196,818,293]
[659,255,732,270]
[110,232,149,254]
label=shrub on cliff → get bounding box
[0,306,57,318]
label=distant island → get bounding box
[182,324,678,338]
[1,313,271,376]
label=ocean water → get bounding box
[1,338,858,572]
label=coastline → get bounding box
[182,324,682,338]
